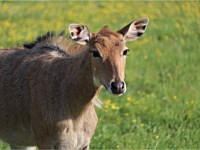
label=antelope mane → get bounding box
[23,31,88,57]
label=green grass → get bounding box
[0,1,199,149]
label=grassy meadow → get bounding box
[0,1,199,149]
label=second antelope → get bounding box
[0,18,149,149]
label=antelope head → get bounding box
[69,18,149,95]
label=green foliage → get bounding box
[0,1,199,149]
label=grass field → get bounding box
[0,1,199,149]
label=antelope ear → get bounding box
[118,18,149,42]
[69,24,90,45]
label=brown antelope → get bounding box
[0,18,149,150]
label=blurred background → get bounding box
[0,1,199,149]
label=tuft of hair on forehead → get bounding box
[98,26,120,38]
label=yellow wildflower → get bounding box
[155,135,159,139]
[131,119,137,123]
[173,96,177,101]
[127,96,132,102]
[175,23,180,29]
[104,99,111,108]
[125,113,129,116]
[111,103,119,110]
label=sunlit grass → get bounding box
[0,1,199,149]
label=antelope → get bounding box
[0,18,149,150]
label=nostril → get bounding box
[120,82,125,90]
[111,82,117,90]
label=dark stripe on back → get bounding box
[23,30,67,49]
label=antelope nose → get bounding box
[111,81,125,95]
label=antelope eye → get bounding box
[123,49,129,56]
[91,51,101,58]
